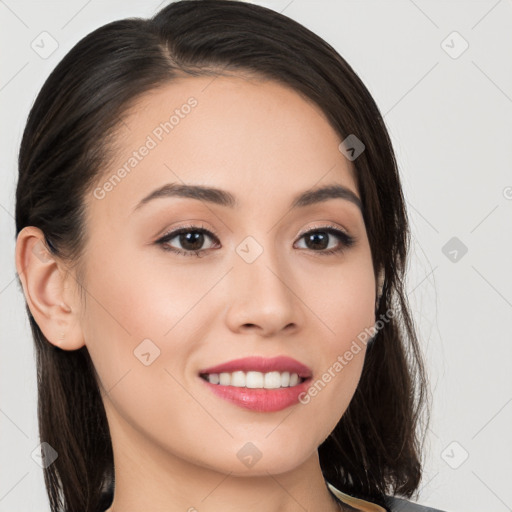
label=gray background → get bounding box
[1,1,511,511]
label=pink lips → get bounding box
[199,356,312,412]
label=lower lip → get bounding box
[201,378,311,412]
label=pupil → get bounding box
[307,232,328,250]
[181,231,203,250]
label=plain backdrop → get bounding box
[1,1,511,511]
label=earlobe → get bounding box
[15,226,85,351]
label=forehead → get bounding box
[88,74,359,221]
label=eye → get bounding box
[155,223,356,257]
[155,224,220,257]
[295,224,356,255]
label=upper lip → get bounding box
[199,356,312,379]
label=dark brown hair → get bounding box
[15,1,429,511]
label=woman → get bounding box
[14,1,446,511]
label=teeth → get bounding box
[203,371,303,388]
[231,371,245,387]
[246,371,264,388]
[264,371,281,389]
[219,372,231,386]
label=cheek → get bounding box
[78,245,173,389]
[79,243,215,420]
[79,254,210,454]
[81,236,204,343]
[303,254,376,347]
[295,256,375,435]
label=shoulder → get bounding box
[385,495,449,512]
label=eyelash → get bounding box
[155,223,356,257]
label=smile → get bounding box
[198,356,312,412]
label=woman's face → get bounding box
[79,74,377,476]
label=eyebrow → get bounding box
[132,182,362,213]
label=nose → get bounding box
[224,248,301,337]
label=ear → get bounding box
[15,226,85,350]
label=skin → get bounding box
[16,74,381,512]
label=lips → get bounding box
[198,356,313,412]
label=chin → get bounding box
[194,436,319,477]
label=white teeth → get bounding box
[219,372,231,386]
[203,371,303,388]
[231,371,246,387]
[264,371,282,389]
[246,371,264,388]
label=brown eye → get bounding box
[155,224,355,258]
[156,225,219,257]
[295,226,355,255]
